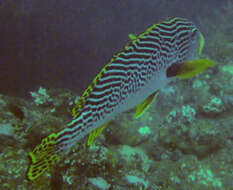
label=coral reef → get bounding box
[0,74,232,189]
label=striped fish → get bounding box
[27,17,215,180]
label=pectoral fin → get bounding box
[135,90,159,119]
[166,59,216,79]
[87,122,108,146]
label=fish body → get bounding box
[27,17,215,180]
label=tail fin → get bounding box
[27,133,59,180]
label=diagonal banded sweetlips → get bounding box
[27,17,216,180]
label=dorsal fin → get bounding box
[71,61,112,118]
[128,33,137,41]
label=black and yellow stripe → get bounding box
[27,17,200,180]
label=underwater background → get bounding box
[0,0,232,189]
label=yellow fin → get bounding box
[87,122,108,146]
[176,59,216,79]
[72,105,80,118]
[135,90,159,119]
[198,31,205,55]
[128,33,137,41]
[27,133,59,181]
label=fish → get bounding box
[27,17,216,180]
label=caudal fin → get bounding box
[27,133,59,180]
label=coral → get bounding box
[221,62,233,75]
[181,105,196,123]
[188,166,222,188]
[192,79,207,89]
[150,121,226,162]
[137,126,151,137]
[0,123,14,137]
[118,145,152,173]
[7,103,24,120]
[166,105,196,123]
[221,93,233,111]
[201,96,225,116]
[88,177,110,190]
[30,87,53,106]
[125,175,149,189]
